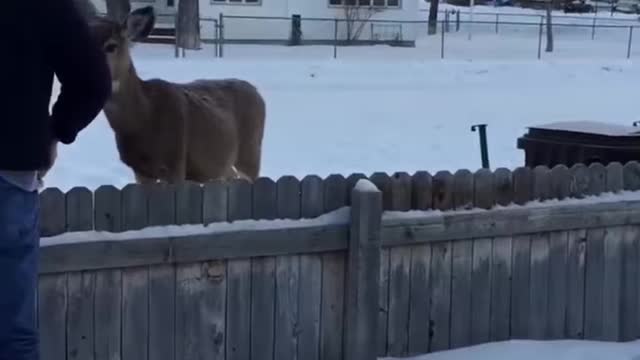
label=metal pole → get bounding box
[591,16,596,40]
[441,20,445,59]
[537,17,543,60]
[495,13,499,34]
[214,19,219,58]
[627,26,634,59]
[174,14,179,58]
[219,13,224,58]
[471,124,490,169]
[456,11,460,32]
[334,18,338,59]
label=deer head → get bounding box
[87,6,156,93]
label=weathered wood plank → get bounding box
[149,264,176,360]
[490,236,512,341]
[250,177,277,360]
[176,261,226,360]
[547,231,568,339]
[586,163,605,196]
[407,244,431,355]
[94,268,122,360]
[381,199,640,248]
[38,274,67,360]
[65,187,93,232]
[429,241,452,352]
[122,267,149,360]
[387,245,411,356]
[624,161,640,191]
[432,171,454,211]
[533,166,551,201]
[471,237,492,345]
[387,173,412,357]
[474,168,494,209]
[275,176,302,360]
[602,226,624,341]
[39,188,66,237]
[94,185,122,232]
[203,180,228,224]
[226,178,252,360]
[511,235,531,338]
[345,181,382,360]
[584,227,606,340]
[621,225,639,341]
[566,229,587,339]
[529,232,550,339]
[550,165,571,200]
[176,181,203,225]
[569,164,590,198]
[121,184,149,230]
[606,162,624,193]
[93,185,123,360]
[412,171,433,210]
[148,183,177,226]
[317,174,346,360]
[449,238,472,349]
[513,166,533,205]
[299,175,323,360]
[453,169,473,210]
[346,173,368,201]
[369,172,391,357]
[370,172,392,210]
[493,168,513,207]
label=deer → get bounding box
[84,6,266,185]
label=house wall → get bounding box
[91,0,420,42]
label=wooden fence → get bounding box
[36,161,640,360]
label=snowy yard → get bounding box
[44,40,640,192]
[380,339,640,360]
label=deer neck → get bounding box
[103,63,150,134]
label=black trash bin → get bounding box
[517,121,640,168]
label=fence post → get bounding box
[591,16,597,40]
[334,18,338,59]
[344,179,382,360]
[441,20,445,59]
[218,13,225,58]
[627,26,634,59]
[537,17,543,60]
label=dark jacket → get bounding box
[0,0,111,171]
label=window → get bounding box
[211,0,260,4]
[329,0,400,7]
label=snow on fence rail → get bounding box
[36,162,640,360]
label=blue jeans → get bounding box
[0,176,39,360]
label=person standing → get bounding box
[0,0,112,359]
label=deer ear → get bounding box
[125,6,155,41]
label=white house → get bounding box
[91,0,421,44]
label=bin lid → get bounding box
[528,121,640,137]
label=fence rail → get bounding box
[37,168,640,360]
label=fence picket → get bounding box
[412,171,433,210]
[493,168,513,207]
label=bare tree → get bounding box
[343,0,384,42]
[177,0,201,50]
[545,0,554,52]
[427,0,440,35]
[72,0,98,20]
[106,0,131,22]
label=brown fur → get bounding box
[87,6,265,184]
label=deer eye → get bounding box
[104,43,118,53]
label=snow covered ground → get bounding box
[379,339,640,360]
[41,5,640,192]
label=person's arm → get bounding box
[43,0,112,145]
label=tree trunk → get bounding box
[177,0,201,50]
[72,0,98,21]
[545,0,554,52]
[428,0,440,35]
[106,0,131,22]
